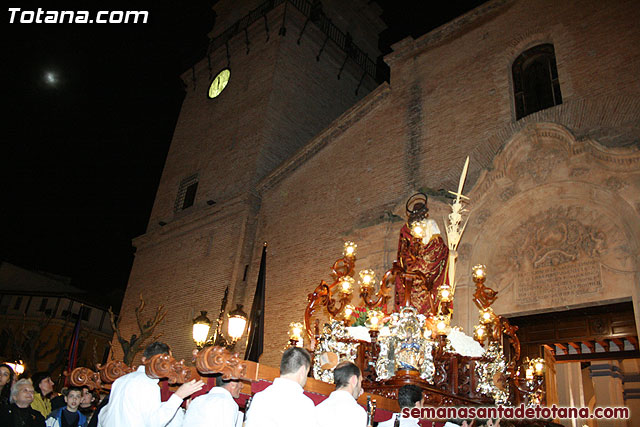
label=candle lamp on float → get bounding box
[289,322,304,347]
[304,240,391,341]
[343,241,357,258]
[365,309,385,336]
[433,314,450,336]
[513,357,547,405]
[343,304,356,326]
[473,324,487,344]
[479,307,496,325]
[339,276,355,295]
[437,283,453,303]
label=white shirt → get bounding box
[244,377,315,427]
[315,390,367,427]
[183,386,241,427]
[378,412,420,427]
[97,366,183,427]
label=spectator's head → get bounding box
[398,384,423,409]
[280,347,311,387]
[0,363,15,389]
[64,386,83,412]
[80,386,97,409]
[215,374,243,399]
[333,361,362,399]
[141,342,170,362]
[11,379,35,408]
[32,371,54,397]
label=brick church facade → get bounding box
[115,0,639,422]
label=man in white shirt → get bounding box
[183,374,243,427]
[97,342,204,427]
[378,385,423,427]
[244,347,315,427]
[315,361,366,427]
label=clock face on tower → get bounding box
[208,69,231,99]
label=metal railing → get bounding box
[207,0,379,81]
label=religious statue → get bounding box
[394,194,449,315]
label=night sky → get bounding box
[3,1,485,310]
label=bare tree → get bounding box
[108,294,167,366]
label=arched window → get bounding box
[512,44,562,119]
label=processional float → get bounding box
[301,157,546,407]
[69,157,547,423]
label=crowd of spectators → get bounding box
[0,364,100,427]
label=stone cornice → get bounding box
[132,192,260,251]
[384,0,514,67]
[257,82,390,194]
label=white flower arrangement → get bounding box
[447,328,484,358]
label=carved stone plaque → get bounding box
[515,259,603,305]
[497,206,607,309]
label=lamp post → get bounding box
[193,304,248,350]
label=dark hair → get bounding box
[280,347,311,375]
[398,385,423,409]
[333,361,360,389]
[0,364,16,403]
[31,371,51,395]
[143,342,170,359]
[215,374,239,387]
[65,386,83,396]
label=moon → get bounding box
[44,71,58,86]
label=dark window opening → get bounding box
[182,182,198,209]
[512,44,562,119]
[39,298,48,312]
[13,296,23,310]
[82,307,91,321]
[242,264,249,281]
[174,174,199,212]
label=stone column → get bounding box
[590,362,626,427]
[556,362,586,427]
[622,359,640,427]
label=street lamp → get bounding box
[227,304,248,345]
[192,311,212,349]
[5,361,25,375]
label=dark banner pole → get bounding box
[244,243,266,362]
